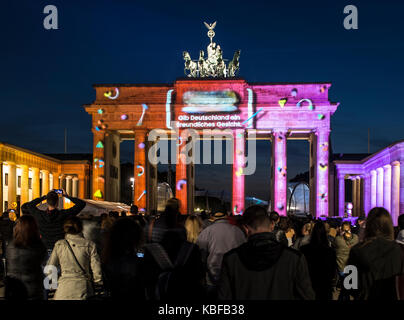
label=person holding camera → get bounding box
[335,221,359,300]
[21,189,86,255]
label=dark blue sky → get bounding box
[1,0,404,200]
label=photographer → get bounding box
[335,221,359,300]
[21,189,86,255]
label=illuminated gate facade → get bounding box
[84,79,338,216]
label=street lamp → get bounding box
[130,177,134,204]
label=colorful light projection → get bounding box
[138,142,145,149]
[176,136,184,146]
[94,190,103,198]
[97,176,105,183]
[319,192,327,200]
[319,163,328,171]
[137,104,148,126]
[317,114,325,120]
[182,90,238,113]
[96,141,104,148]
[136,165,144,177]
[278,98,287,108]
[242,108,263,126]
[320,142,329,152]
[137,190,146,202]
[235,168,243,177]
[104,87,119,100]
[97,108,104,114]
[296,98,314,110]
[246,88,254,129]
[291,88,298,97]
[176,179,187,190]
[121,114,128,120]
[166,89,174,129]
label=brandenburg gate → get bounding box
[84,22,339,216]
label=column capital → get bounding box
[383,164,391,170]
[392,161,400,167]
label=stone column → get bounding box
[370,170,377,210]
[65,175,72,196]
[352,177,357,216]
[175,130,189,215]
[308,133,317,215]
[92,129,106,200]
[391,161,400,226]
[134,130,147,211]
[376,167,384,207]
[42,170,49,196]
[338,173,345,217]
[32,168,40,199]
[72,176,79,198]
[0,162,3,213]
[363,172,371,216]
[20,165,29,207]
[8,162,17,208]
[232,129,245,215]
[357,177,362,216]
[316,129,330,217]
[383,165,392,213]
[271,130,287,216]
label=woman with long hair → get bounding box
[5,215,47,300]
[185,215,203,243]
[347,207,404,300]
[48,216,102,300]
[300,220,337,300]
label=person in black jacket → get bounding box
[0,210,15,257]
[218,205,315,300]
[5,215,47,300]
[21,189,86,253]
[346,207,404,300]
[101,218,146,300]
[300,221,337,300]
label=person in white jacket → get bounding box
[196,210,246,298]
[47,216,102,300]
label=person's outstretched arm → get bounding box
[22,195,47,216]
[62,191,86,216]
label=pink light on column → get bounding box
[338,173,345,217]
[383,165,391,213]
[272,130,287,216]
[376,167,384,207]
[370,170,377,210]
[232,129,245,215]
[391,161,400,226]
[316,129,330,217]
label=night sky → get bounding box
[1,0,404,201]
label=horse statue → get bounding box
[183,51,198,77]
[227,50,241,77]
[198,50,207,77]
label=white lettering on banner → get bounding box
[176,114,243,128]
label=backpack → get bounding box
[145,241,195,300]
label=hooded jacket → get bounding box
[218,232,315,300]
[347,237,404,300]
[22,195,86,250]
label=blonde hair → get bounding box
[185,215,202,243]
